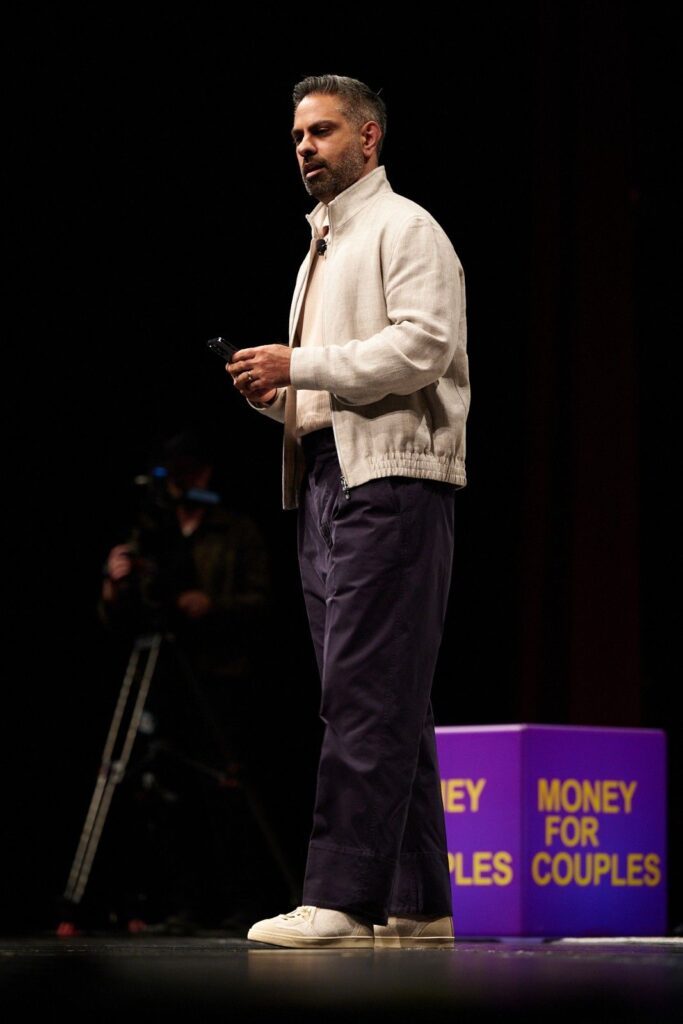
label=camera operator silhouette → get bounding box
[94,427,277,932]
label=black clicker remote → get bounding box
[207,337,239,361]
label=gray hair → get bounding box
[292,75,387,157]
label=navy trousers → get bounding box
[297,429,454,924]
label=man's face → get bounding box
[166,459,212,500]
[292,93,370,203]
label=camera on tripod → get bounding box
[102,459,223,635]
[58,435,293,931]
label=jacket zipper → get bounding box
[319,221,351,503]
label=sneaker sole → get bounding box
[373,935,455,949]
[247,927,374,948]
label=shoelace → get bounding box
[280,906,313,921]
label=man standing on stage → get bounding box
[228,74,470,948]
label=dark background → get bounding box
[5,4,680,932]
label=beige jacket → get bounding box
[254,166,470,509]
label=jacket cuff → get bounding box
[248,388,286,418]
[290,347,329,392]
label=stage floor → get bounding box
[1,935,681,1021]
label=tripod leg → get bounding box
[63,641,143,903]
[241,780,300,905]
[116,633,161,769]
[63,634,162,907]
[167,640,301,905]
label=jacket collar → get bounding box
[305,165,392,238]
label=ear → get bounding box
[360,120,382,158]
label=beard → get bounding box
[302,143,366,202]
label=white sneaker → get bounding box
[373,915,454,949]
[247,906,374,948]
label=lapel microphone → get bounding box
[316,237,327,256]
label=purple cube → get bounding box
[435,724,667,936]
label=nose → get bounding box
[297,133,316,161]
